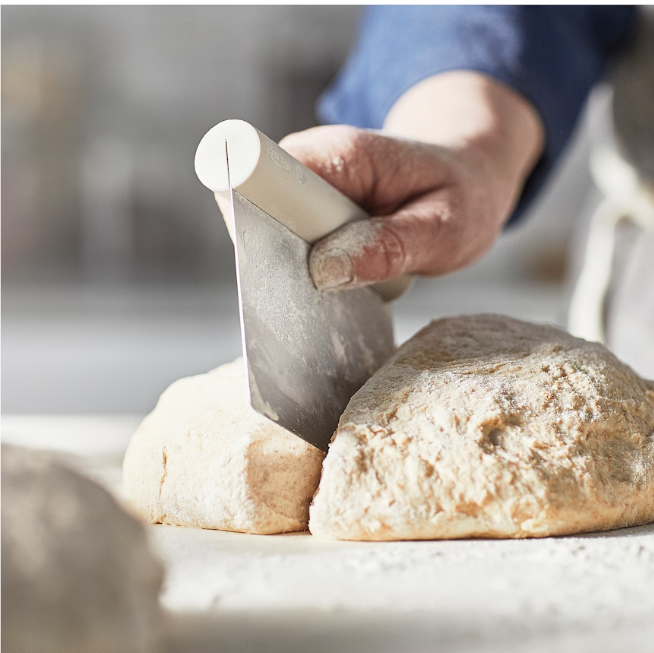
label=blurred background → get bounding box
[2,6,605,414]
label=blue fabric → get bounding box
[318,6,637,224]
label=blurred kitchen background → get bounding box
[2,6,606,414]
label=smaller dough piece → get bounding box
[2,445,163,653]
[310,314,654,541]
[123,359,324,535]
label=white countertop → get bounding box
[3,415,653,653]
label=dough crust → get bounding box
[123,359,324,534]
[310,314,654,540]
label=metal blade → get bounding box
[229,189,395,452]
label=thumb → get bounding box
[309,217,407,290]
[309,188,475,290]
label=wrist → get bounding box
[383,71,544,222]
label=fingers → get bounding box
[280,126,374,208]
[280,126,451,216]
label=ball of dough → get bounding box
[1,445,164,653]
[310,315,654,540]
[123,359,324,535]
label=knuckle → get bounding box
[345,127,368,150]
[377,221,407,277]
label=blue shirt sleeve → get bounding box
[318,6,637,225]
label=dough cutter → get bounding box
[195,120,410,451]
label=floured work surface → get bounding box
[2,416,654,653]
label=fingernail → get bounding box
[310,248,355,290]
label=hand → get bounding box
[279,71,544,290]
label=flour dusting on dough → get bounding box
[310,314,654,541]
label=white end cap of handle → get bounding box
[195,119,262,192]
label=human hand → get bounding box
[280,72,544,290]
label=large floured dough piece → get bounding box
[123,359,324,534]
[310,314,654,540]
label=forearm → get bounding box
[321,7,635,225]
[383,71,545,225]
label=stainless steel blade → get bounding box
[231,190,395,452]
